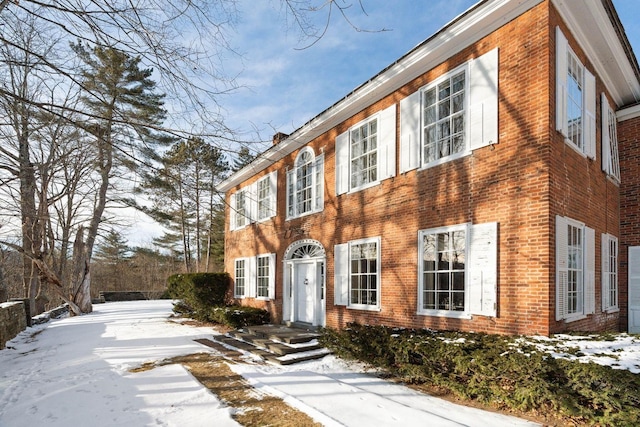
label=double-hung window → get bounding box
[601,94,621,182]
[334,237,381,310]
[234,259,247,298]
[234,254,276,299]
[350,118,378,190]
[233,189,249,229]
[400,48,498,173]
[423,71,466,164]
[230,170,277,230]
[417,222,497,318]
[556,27,596,158]
[601,234,619,313]
[256,172,277,221]
[420,226,466,312]
[556,216,595,321]
[335,104,396,194]
[287,148,324,218]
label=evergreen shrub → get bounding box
[320,323,640,426]
[167,273,269,327]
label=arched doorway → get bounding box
[283,239,326,327]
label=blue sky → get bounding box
[221,0,640,155]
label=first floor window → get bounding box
[420,227,466,312]
[235,259,246,297]
[556,215,595,321]
[350,240,379,306]
[257,255,270,298]
[334,237,380,309]
[602,234,619,312]
[417,222,498,318]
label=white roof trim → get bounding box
[617,104,640,122]
[219,0,640,193]
[551,0,640,107]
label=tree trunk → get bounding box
[70,226,92,314]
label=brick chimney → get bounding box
[272,132,289,146]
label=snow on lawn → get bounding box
[0,299,579,426]
[522,334,640,373]
[0,300,238,427]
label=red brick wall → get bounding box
[619,114,640,331]
[225,1,623,335]
[547,6,621,334]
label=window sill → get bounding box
[347,180,380,195]
[417,310,472,320]
[564,138,588,158]
[419,150,470,171]
[347,304,381,312]
[563,314,587,323]
[604,307,620,314]
[286,209,323,221]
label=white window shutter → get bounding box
[469,47,499,151]
[601,93,611,173]
[467,222,498,317]
[585,226,596,314]
[584,69,596,160]
[556,215,568,320]
[335,131,349,195]
[229,193,237,230]
[247,182,257,224]
[601,233,611,311]
[400,91,421,173]
[268,253,276,300]
[268,171,277,218]
[247,256,257,298]
[334,243,349,306]
[378,103,397,180]
[556,27,568,137]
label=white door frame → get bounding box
[282,240,326,327]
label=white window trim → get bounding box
[234,257,250,298]
[256,253,276,300]
[555,215,595,322]
[399,48,498,174]
[601,93,621,183]
[418,224,471,319]
[601,233,619,313]
[419,64,471,170]
[555,26,596,160]
[286,147,324,219]
[334,237,381,311]
[256,171,278,222]
[417,222,498,320]
[336,104,396,195]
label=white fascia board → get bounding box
[218,0,543,194]
[617,103,640,122]
[552,0,640,107]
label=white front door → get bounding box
[629,247,640,334]
[295,262,315,324]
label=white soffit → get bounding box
[552,0,640,107]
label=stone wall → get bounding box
[0,301,27,349]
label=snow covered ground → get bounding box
[3,300,632,426]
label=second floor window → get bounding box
[287,148,324,219]
[423,70,466,164]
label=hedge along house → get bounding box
[218,0,640,335]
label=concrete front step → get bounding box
[204,324,330,365]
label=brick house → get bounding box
[218,0,640,335]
